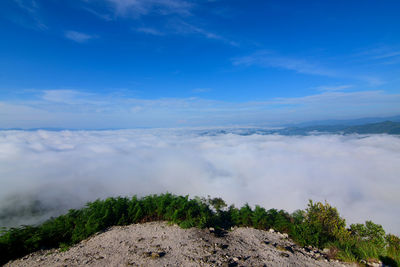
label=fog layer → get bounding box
[1,130,399,234]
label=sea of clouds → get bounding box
[1,129,399,234]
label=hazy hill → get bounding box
[278,121,400,135]
[288,115,400,127]
[198,121,400,137]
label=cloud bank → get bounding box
[1,130,399,234]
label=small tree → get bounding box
[209,197,227,212]
[350,221,386,247]
[303,200,348,247]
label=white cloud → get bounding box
[81,0,236,45]
[358,75,386,86]
[42,90,90,104]
[13,0,39,14]
[168,20,238,45]
[351,45,400,67]
[0,130,400,235]
[358,46,400,61]
[232,51,336,76]
[136,27,165,36]
[192,88,212,93]
[270,90,399,106]
[65,31,97,43]
[316,85,353,92]
[103,0,193,17]
[83,7,113,21]
[11,0,47,30]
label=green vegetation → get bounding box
[0,194,399,266]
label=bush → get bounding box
[350,221,386,247]
[386,234,400,265]
[0,195,399,266]
[291,200,348,247]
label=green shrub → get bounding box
[386,234,400,264]
[350,221,386,247]
[290,200,348,247]
[0,195,399,267]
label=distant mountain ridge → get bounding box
[278,121,400,135]
[2,117,400,136]
[198,121,400,136]
[287,115,400,127]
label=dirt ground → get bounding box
[6,221,359,267]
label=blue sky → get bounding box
[1,0,400,128]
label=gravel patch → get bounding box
[5,221,359,267]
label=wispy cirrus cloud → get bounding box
[82,0,236,45]
[101,0,193,17]
[316,85,353,92]
[82,6,113,21]
[192,88,212,93]
[233,50,390,86]
[270,90,399,106]
[135,27,165,36]
[360,46,400,60]
[355,45,400,65]
[357,75,386,87]
[11,0,47,30]
[232,51,335,76]
[134,20,237,45]
[41,90,105,105]
[168,20,238,45]
[65,31,97,43]
[14,0,38,14]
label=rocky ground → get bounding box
[6,221,381,267]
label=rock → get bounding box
[280,252,290,258]
[284,246,294,253]
[218,243,229,249]
[221,262,238,267]
[269,228,275,233]
[143,251,166,259]
[322,248,330,254]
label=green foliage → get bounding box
[0,195,399,266]
[385,234,400,265]
[0,193,214,265]
[238,204,253,226]
[208,197,227,212]
[290,200,348,247]
[350,221,386,247]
